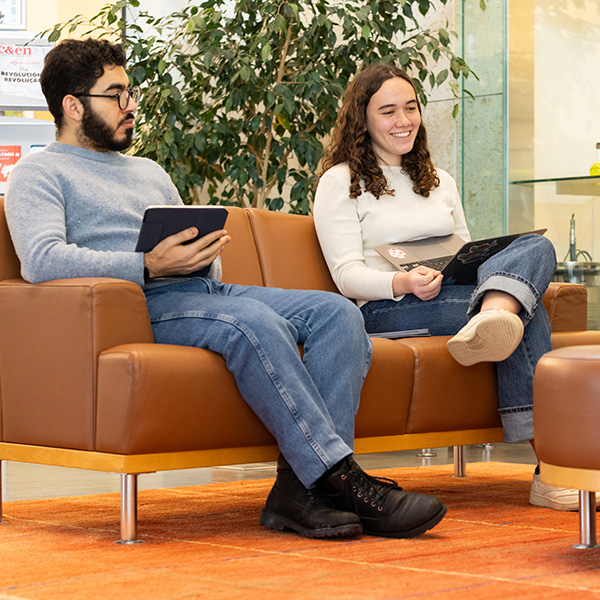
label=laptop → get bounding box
[375,229,547,285]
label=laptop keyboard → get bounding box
[402,255,453,272]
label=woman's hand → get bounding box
[392,266,443,301]
[144,227,231,279]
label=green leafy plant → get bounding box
[42,0,477,212]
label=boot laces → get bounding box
[344,468,403,510]
[306,486,334,509]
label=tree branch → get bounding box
[254,17,294,209]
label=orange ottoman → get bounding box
[534,345,600,548]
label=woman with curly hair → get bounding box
[314,62,574,511]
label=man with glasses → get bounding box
[73,85,141,150]
[5,38,446,540]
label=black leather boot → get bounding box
[259,455,363,539]
[316,456,447,538]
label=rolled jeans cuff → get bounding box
[469,274,539,321]
[500,406,533,443]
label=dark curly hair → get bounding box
[320,62,439,199]
[40,38,126,132]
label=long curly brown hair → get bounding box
[320,63,439,199]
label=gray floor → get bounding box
[1,442,538,502]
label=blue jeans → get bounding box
[360,235,557,443]
[144,279,372,488]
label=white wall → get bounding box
[534,1,600,179]
[533,0,600,262]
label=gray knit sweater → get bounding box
[5,142,220,285]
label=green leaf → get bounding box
[239,66,252,82]
[276,167,287,185]
[283,96,295,116]
[436,69,449,85]
[261,43,272,61]
[438,29,450,46]
[277,113,291,129]
[250,114,262,131]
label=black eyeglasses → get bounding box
[75,86,141,110]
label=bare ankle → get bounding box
[480,291,521,314]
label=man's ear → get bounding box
[62,94,84,123]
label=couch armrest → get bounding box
[0,277,154,449]
[543,282,588,332]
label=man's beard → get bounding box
[79,105,134,152]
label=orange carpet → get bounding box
[2,462,600,599]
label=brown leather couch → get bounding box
[1,197,600,542]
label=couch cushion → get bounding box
[96,337,418,454]
[396,336,502,433]
[220,206,264,286]
[96,343,275,454]
[246,208,339,292]
[356,337,414,437]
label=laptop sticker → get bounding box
[388,248,407,260]
[457,240,498,264]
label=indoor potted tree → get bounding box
[43,0,479,212]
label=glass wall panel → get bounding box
[456,0,506,240]
[508,0,600,329]
[532,2,600,262]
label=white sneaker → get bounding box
[446,309,524,367]
[529,473,591,511]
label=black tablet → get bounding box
[136,205,229,277]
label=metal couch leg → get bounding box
[417,448,437,458]
[116,473,144,544]
[573,491,599,549]
[453,445,467,477]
